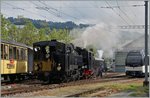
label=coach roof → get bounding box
[1,40,31,48]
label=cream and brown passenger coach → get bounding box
[1,40,33,82]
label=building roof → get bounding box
[119,35,150,52]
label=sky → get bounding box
[1,0,149,57]
[1,0,146,25]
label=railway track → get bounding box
[1,77,36,86]
[1,74,134,97]
[66,78,141,97]
[66,87,104,97]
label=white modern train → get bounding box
[125,50,149,77]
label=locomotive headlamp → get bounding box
[34,48,37,52]
[57,64,61,71]
[82,66,85,69]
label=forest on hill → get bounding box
[7,17,90,30]
[2,15,89,45]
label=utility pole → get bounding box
[143,1,149,86]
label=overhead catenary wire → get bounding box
[30,1,59,21]
[105,0,129,25]
[2,1,145,26]
[3,1,89,24]
[122,1,139,34]
[38,1,89,24]
[91,1,117,24]
[3,2,52,21]
[100,4,144,8]
[62,2,90,24]
[38,1,78,20]
[32,1,73,22]
[115,0,135,25]
[124,1,137,20]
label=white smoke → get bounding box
[97,50,103,59]
[71,23,143,58]
[71,23,120,58]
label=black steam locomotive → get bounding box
[33,40,105,83]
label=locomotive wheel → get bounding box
[77,74,80,80]
[4,75,8,80]
[17,75,21,81]
[62,75,69,83]
[90,73,94,79]
[9,75,16,82]
[71,73,76,81]
[72,76,76,81]
[22,75,25,80]
[18,75,25,81]
[44,76,51,84]
[75,70,81,80]
[62,75,67,83]
[43,72,51,84]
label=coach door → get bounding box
[16,48,28,73]
[3,44,10,74]
[2,45,16,74]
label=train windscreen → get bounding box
[126,52,143,66]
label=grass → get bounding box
[104,82,149,97]
[73,79,149,97]
[129,86,149,97]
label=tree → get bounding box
[1,15,74,45]
[60,29,74,43]
[8,24,19,41]
[48,29,74,43]
[18,20,38,45]
[37,28,50,41]
[48,28,58,40]
[1,15,11,40]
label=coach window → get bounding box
[21,49,23,60]
[23,49,26,60]
[21,49,26,60]
[18,49,22,60]
[17,48,19,60]
[4,45,9,59]
[25,49,27,60]
[13,47,17,59]
[1,44,4,59]
[9,46,13,59]
[24,49,26,60]
[17,48,21,60]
